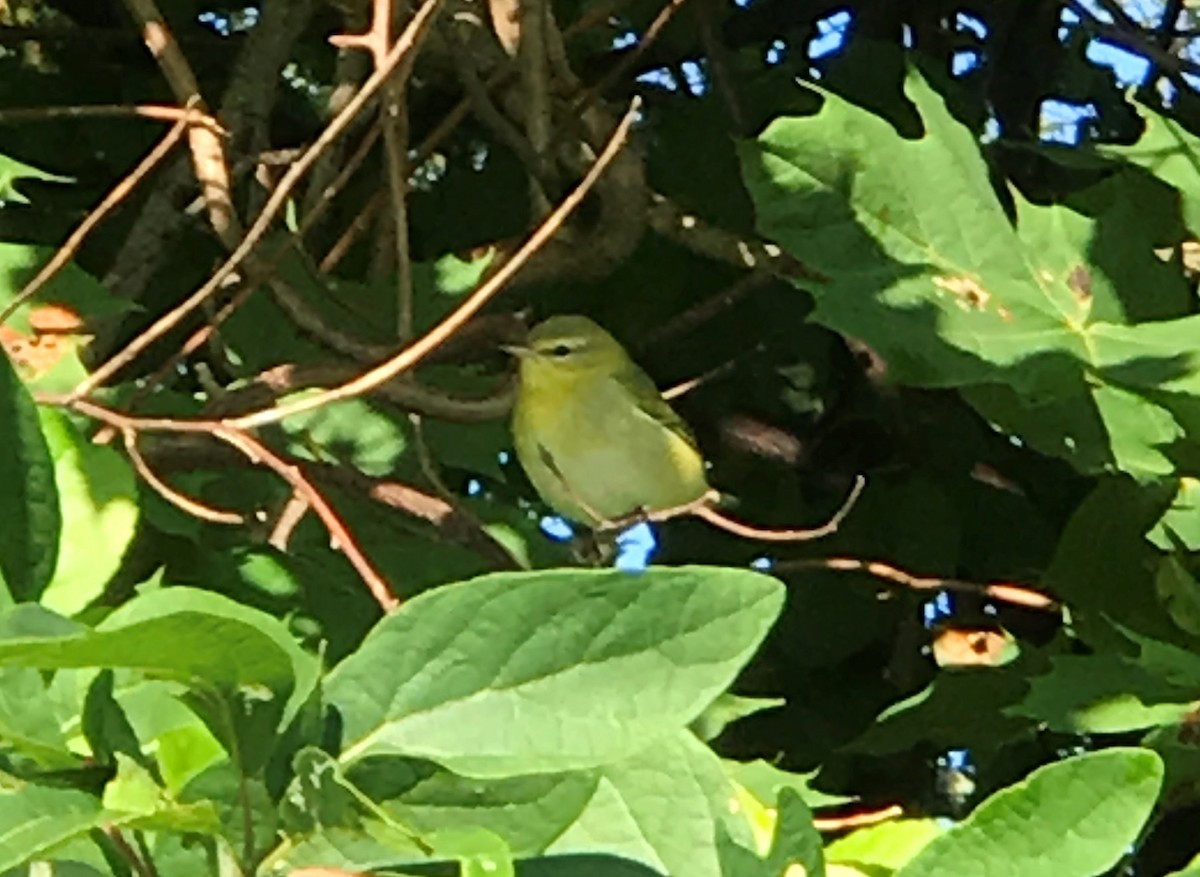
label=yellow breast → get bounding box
[512,366,709,524]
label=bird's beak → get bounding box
[500,343,535,359]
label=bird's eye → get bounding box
[551,343,573,357]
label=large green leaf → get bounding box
[37,409,139,615]
[0,351,59,600]
[0,587,314,718]
[351,757,598,856]
[739,72,1200,479]
[327,566,783,776]
[0,782,103,871]
[1097,104,1200,234]
[895,748,1162,877]
[547,730,745,877]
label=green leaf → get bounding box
[0,666,77,767]
[0,782,103,871]
[764,791,823,877]
[1012,653,1196,734]
[102,754,220,834]
[1166,852,1200,877]
[276,748,430,871]
[547,730,745,877]
[826,818,945,873]
[327,566,783,775]
[690,693,784,742]
[178,761,277,859]
[0,587,315,723]
[0,153,71,204]
[412,251,496,299]
[349,757,598,856]
[1154,555,1200,638]
[1147,477,1200,551]
[0,242,131,332]
[895,748,1163,877]
[37,408,139,615]
[1043,478,1185,647]
[1097,104,1200,234]
[852,666,1033,755]
[428,827,514,877]
[0,350,59,599]
[82,669,146,767]
[1014,179,1190,324]
[281,396,410,478]
[723,759,855,810]
[518,854,679,877]
[739,70,1200,478]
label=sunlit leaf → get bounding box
[327,567,783,776]
[895,748,1162,877]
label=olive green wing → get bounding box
[612,361,701,453]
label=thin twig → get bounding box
[638,270,773,349]
[0,116,190,328]
[310,0,620,276]
[0,104,223,129]
[268,493,311,550]
[329,0,416,338]
[228,96,642,430]
[596,476,864,542]
[661,353,743,400]
[70,0,446,400]
[46,397,399,611]
[216,427,399,610]
[300,122,382,235]
[571,0,691,112]
[319,190,386,272]
[648,192,826,283]
[692,475,865,542]
[813,804,904,832]
[446,25,554,191]
[774,556,1060,612]
[693,0,745,131]
[122,0,237,241]
[520,0,554,217]
[103,827,159,877]
[123,428,245,524]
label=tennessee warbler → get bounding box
[507,315,709,526]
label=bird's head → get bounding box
[504,315,631,386]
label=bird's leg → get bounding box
[568,530,615,567]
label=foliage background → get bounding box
[2,0,1200,874]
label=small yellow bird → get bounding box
[507,315,711,526]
